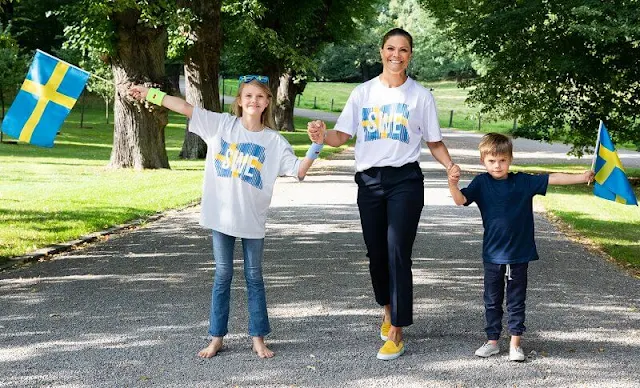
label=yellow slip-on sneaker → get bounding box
[380,321,391,341]
[376,340,405,360]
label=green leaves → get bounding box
[221,0,375,76]
[423,0,640,155]
[59,0,176,55]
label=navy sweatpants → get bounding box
[483,262,529,340]
[355,162,424,327]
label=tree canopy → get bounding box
[315,0,475,82]
[423,0,640,154]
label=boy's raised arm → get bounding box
[548,170,594,185]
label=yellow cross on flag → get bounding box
[593,121,638,205]
[0,50,90,147]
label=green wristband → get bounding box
[146,88,166,106]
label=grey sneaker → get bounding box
[475,342,500,357]
[509,346,525,362]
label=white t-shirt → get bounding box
[189,108,301,238]
[335,76,443,172]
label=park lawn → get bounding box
[0,106,340,264]
[222,78,639,271]
[222,78,515,133]
[512,164,640,273]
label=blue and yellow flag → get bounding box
[593,122,638,205]
[1,50,90,147]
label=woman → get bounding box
[308,28,458,360]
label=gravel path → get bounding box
[1,129,638,387]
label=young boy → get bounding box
[447,133,594,362]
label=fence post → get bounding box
[297,95,301,106]
[313,96,317,109]
[331,98,334,111]
[79,90,86,128]
[478,114,481,131]
[221,79,225,110]
[449,110,453,127]
[513,117,518,131]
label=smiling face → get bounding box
[238,82,269,116]
[380,35,412,75]
[481,153,512,180]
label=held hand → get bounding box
[584,170,595,184]
[447,163,461,186]
[307,120,326,144]
[447,163,461,178]
[128,85,149,102]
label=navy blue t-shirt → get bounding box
[461,172,549,264]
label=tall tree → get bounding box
[0,0,73,54]
[224,0,374,131]
[423,0,640,154]
[172,0,222,160]
[314,0,475,83]
[60,1,175,169]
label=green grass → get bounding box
[221,78,639,272]
[0,103,340,263]
[512,164,640,273]
[4,85,636,274]
[222,79,515,133]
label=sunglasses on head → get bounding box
[238,75,269,85]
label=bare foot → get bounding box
[252,336,274,358]
[198,337,223,358]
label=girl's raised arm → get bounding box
[128,85,194,119]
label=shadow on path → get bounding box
[1,132,638,387]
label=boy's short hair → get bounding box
[479,133,513,160]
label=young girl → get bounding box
[129,75,323,359]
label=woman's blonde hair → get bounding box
[232,80,276,130]
[479,133,513,160]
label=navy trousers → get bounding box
[355,162,424,327]
[483,262,529,340]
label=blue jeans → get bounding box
[483,262,528,340]
[208,230,270,337]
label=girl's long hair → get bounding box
[232,80,276,130]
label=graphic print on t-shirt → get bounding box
[215,139,265,189]
[361,103,410,143]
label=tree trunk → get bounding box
[263,64,282,129]
[274,70,305,132]
[179,0,222,160]
[166,63,181,95]
[108,10,170,170]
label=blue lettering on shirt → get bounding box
[215,139,266,189]
[361,103,410,143]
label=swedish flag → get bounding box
[593,122,638,205]
[1,50,90,148]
